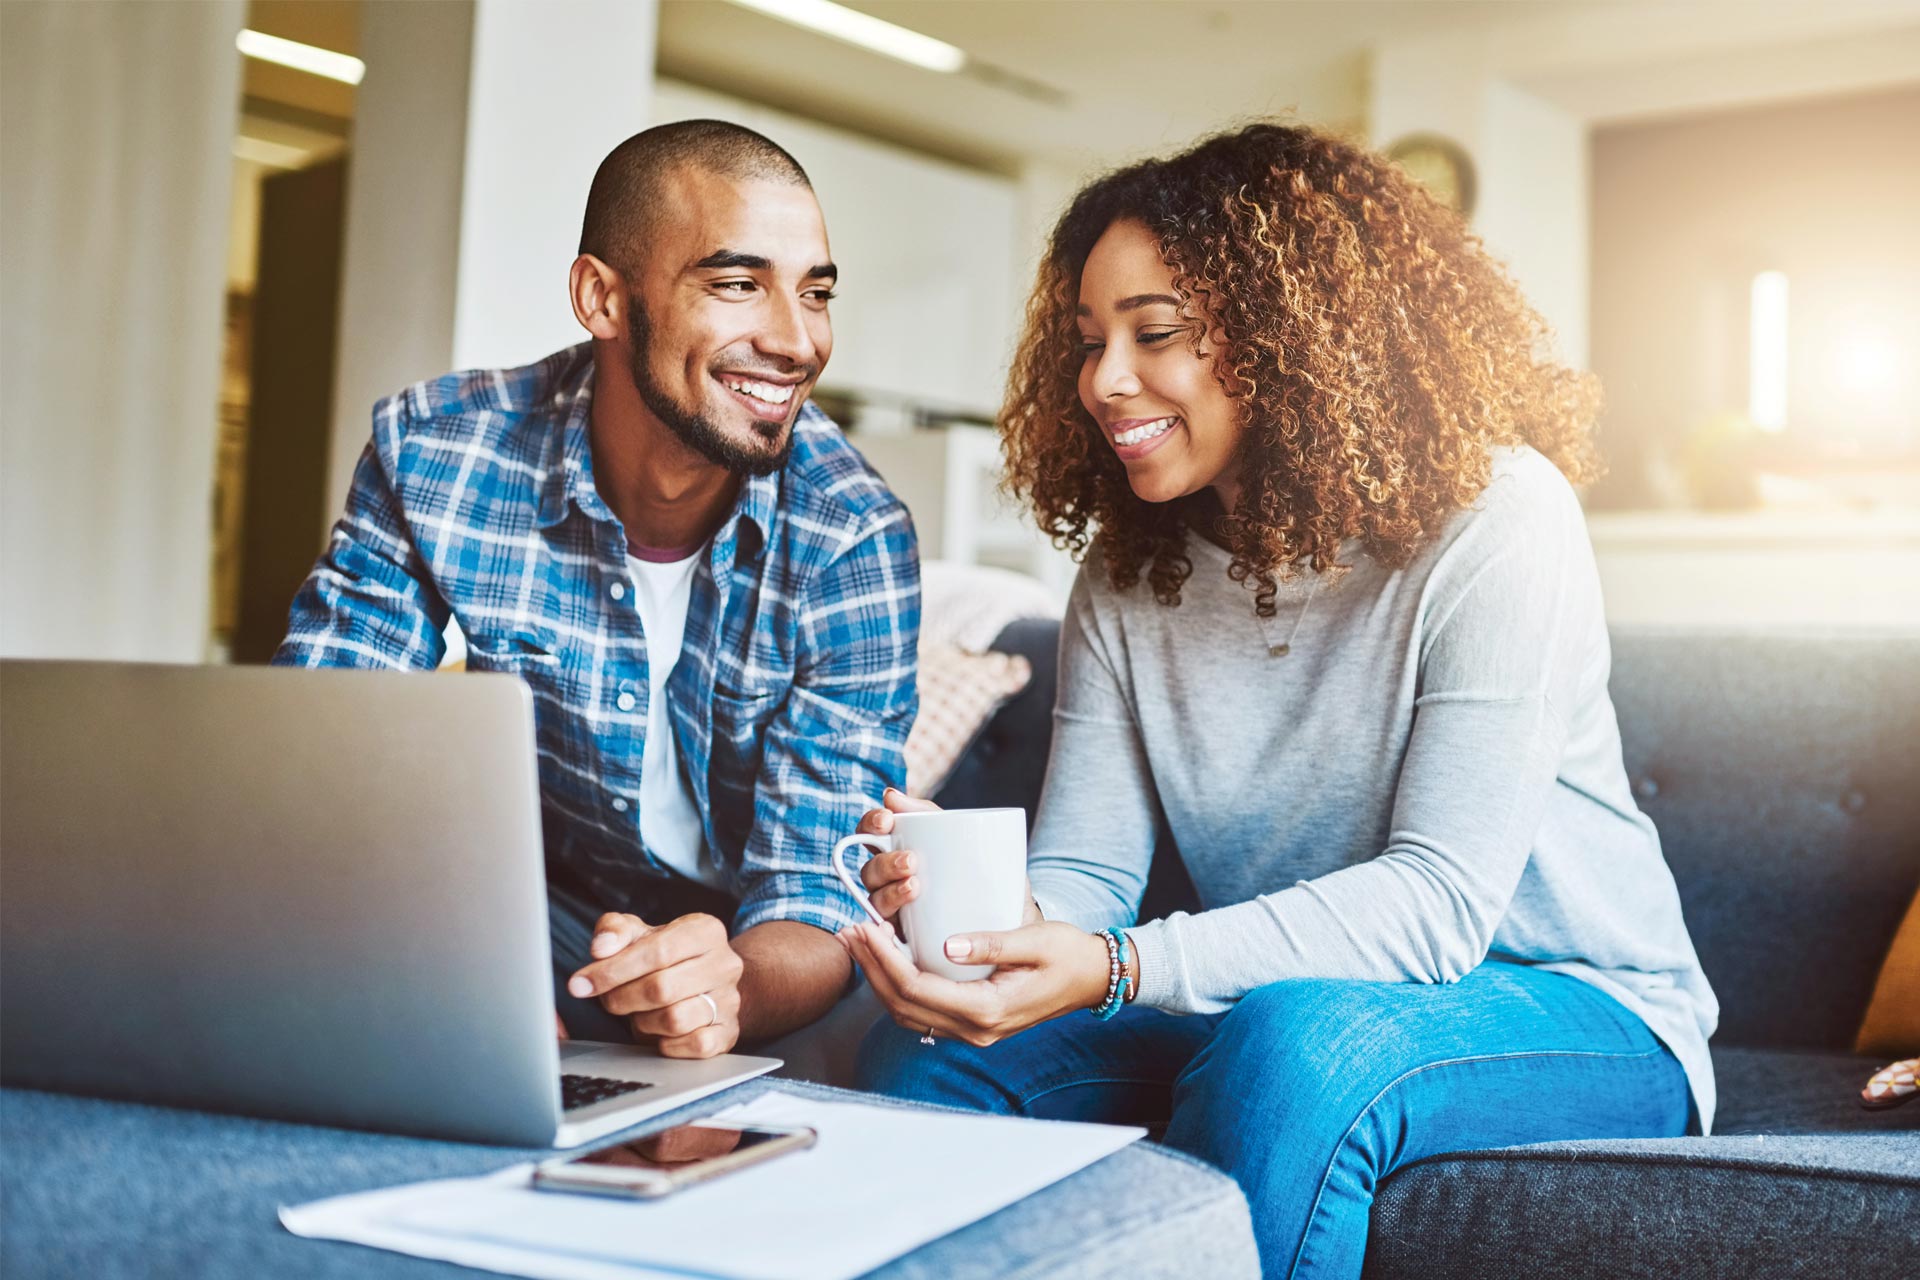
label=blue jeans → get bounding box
[857,961,1691,1279]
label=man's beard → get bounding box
[628,304,795,477]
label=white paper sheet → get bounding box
[281,1090,1143,1280]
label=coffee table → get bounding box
[1,1077,1257,1278]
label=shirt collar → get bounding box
[536,345,777,560]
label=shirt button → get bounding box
[611,797,630,813]
[608,580,626,601]
[615,691,638,712]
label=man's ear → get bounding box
[569,254,626,341]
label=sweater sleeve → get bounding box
[1128,474,1600,1012]
[1024,566,1165,930]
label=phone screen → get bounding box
[565,1123,791,1173]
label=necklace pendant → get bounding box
[1268,643,1291,657]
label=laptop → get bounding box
[0,660,779,1147]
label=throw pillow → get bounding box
[904,644,1032,798]
[920,560,1062,654]
[1856,888,1920,1059]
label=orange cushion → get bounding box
[1857,890,1920,1057]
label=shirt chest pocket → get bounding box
[465,633,561,673]
[710,683,784,759]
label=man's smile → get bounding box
[716,371,804,423]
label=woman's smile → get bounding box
[1107,414,1183,460]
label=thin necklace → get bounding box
[1258,574,1321,658]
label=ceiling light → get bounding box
[235,29,365,86]
[722,0,966,73]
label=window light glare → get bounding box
[236,29,365,86]
[1748,271,1789,433]
[1832,333,1900,397]
[723,0,966,74]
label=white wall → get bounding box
[1369,37,1590,368]
[651,79,1019,417]
[452,2,657,372]
[327,0,658,523]
[0,0,245,660]
[325,0,475,523]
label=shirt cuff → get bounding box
[730,897,860,939]
[1125,917,1182,1010]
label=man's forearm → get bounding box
[732,920,854,1044]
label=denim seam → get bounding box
[1019,1075,1170,1110]
[1288,1044,1672,1278]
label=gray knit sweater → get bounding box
[1027,447,1719,1131]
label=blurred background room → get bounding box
[3,0,1918,665]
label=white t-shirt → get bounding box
[625,542,724,890]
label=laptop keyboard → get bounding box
[562,1072,656,1112]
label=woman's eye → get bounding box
[1077,338,1104,353]
[1138,329,1181,346]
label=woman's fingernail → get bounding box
[884,786,900,799]
[945,937,971,959]
[903,877,916,894]
[567,975,592,998]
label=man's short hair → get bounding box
[578,120,812,273]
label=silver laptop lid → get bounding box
[1,660,563,1146]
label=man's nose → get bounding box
[756,294,815,367]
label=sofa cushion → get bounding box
[1713,1045,1920,1135]
[1364,1046,1920,1279]
[1608,630,1920,1050]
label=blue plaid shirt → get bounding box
[274,343,920,936]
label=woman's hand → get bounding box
[853,788,942,927]
[854,788,1045,935]
[840,918,1113,1047]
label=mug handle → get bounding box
[831,832,893,928]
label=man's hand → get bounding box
[567,912,744,1058]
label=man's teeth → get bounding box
[722,377,794,406]
[1115,417,1177,447]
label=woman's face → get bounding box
[1075,219,1243,506]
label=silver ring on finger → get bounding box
[920,1025,936,1046]
[699,992,720,1029]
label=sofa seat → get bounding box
[1364,1046,1919,1279]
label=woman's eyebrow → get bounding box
[1076,293,1183,316]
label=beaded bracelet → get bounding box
[1089,927,1133,1021]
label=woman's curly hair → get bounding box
[1000,122,1603,615]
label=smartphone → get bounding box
[530,1121,818,1199]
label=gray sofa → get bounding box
[777,623,1920,1276]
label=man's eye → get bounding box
[805,289,837,303]
[716,280,757,294]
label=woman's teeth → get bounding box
[722,377,794,406]
[1114,417,1177,447]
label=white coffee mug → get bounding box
[831,807,1029,982]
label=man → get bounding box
[275,120,919,1058]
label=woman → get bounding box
[837,123,1718,1279]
